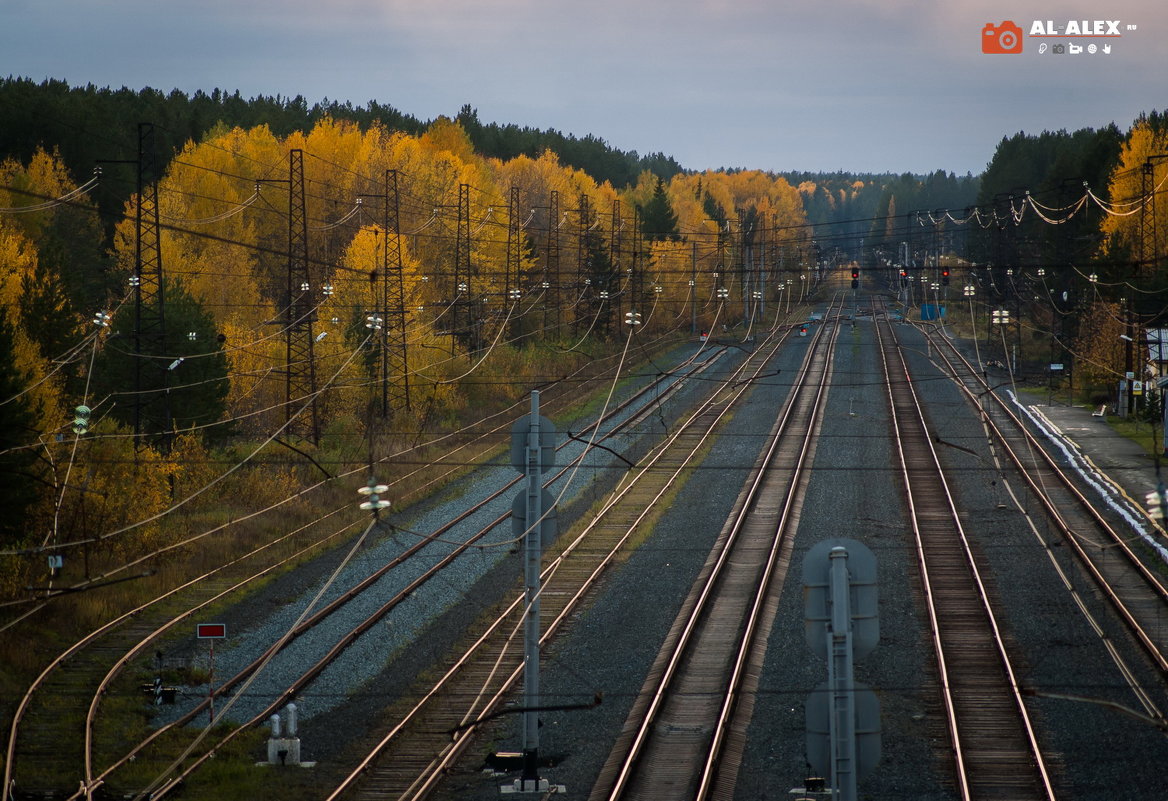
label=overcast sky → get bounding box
[3,0,1164,176]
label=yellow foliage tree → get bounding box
[0,220,63,437]
[1100,120,1168,266]
[219,316,285,437]
[54,420,175,558]
[421,117,479,165]
[1073,300,1126,391]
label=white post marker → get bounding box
[196,623,226,724]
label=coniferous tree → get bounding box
[583,229,617,340]
[19,266,80,374]
[640,177,680,242]
[90,279,229,441]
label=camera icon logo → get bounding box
[982,20,1024,54]
[1052,43,1065,54]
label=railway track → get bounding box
[876,310,1057,800]
[42,289,1168,801]
[918,323,1168,678]
[5,508,363,800]
[589,298,843,801]
[2,337,719,801]
[322,312,811,800]
[70,345,728,801]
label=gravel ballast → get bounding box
[157,310,1168,800]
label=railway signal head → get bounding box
[941,268,950,285]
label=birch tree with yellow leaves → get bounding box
[1100,117,1168,275]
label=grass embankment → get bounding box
[1105,416,1164,460]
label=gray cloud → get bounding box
[1,0,1163,174]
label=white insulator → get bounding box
[284,702,298,737]
[269,713,281,738]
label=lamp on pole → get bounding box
[992,308,1012,374]
[964,284,983,375]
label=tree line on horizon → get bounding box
[0,77,987,230]
[6,76,1164,233]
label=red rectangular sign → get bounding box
[196,623,227,639]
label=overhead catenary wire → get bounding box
[2,331,375,558]
[0,172,101,213]
[3,121,1165,537]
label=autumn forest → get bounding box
[1,77,1166,605]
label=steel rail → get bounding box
[325,323,800,800]
[877,310,1056,801]
[6,340,651,800]
[694,308,841,801]
[67,347,729,799]
[602,301,844,801]
[922,325,1168,674]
